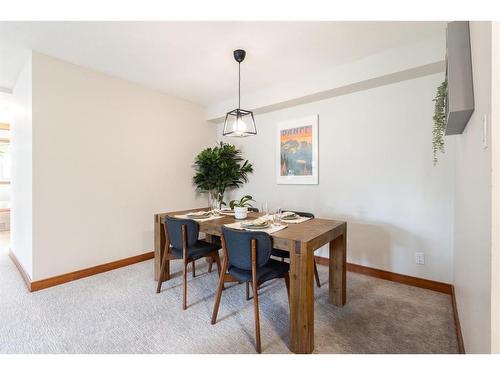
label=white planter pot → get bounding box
[234,206,248,220]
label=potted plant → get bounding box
[193,142,253,208]
[229,195,255,219]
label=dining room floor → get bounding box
[0,232,458,354]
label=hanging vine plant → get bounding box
[432,80,448,166]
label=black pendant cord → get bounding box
[238,62,241,110]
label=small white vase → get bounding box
[234,206,248,220]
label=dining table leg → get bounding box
[329,224,347,306]
[289,240,315,354]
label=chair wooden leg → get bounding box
[181,225,189,310]
[250,239,261,353]
[211,256,228,324]
[314,260,321,288]
[284,272,290,302]
[252,276,262,353]
[246,281,250,301]
[208,258,213,273]
[182,260,188,310]
[192,260,196,278]
[156,251,169,293]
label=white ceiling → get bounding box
[0,21,446,107]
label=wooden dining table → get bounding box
[153,207,347,354]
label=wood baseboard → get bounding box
[8,250,33,291]
[451,285,466,353]
[314,256,452,294]
[9,250,154,292]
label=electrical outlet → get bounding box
[415,252,425,265]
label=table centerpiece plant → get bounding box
[229,195,255,219]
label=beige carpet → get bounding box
[0,232,458,354]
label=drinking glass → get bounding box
[260,201,269,218]
[273,208,282,226]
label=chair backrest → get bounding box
[164,216,199,249]
[248,207,259,213]
[221,226,272,270]
[283,210,314,218]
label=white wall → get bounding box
[453,21,493,354]
[218,72,455,283]
[490,21,500,354]
[11,53,33,277]
[28,52,215,280]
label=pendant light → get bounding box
[223,49,257,137]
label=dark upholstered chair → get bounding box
[271,210,321,288]
[156,216,221,310]
[207,207,259,273]
[211,226,289,353]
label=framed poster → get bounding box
[276,115,318,184]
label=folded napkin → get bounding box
[187,211,210,216]
[241,218,270,228]
[225,221,288,234]
[281,211,299,219]
[252,217,269,225]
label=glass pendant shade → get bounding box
[223,49,257,137]
[223,108,257,137]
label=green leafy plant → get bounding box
[229,195,255,210]
[432,80,448,166]
[193,142,253,208]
